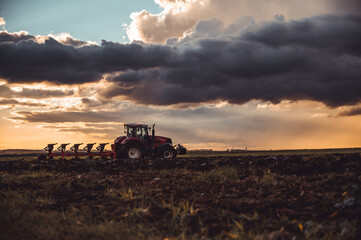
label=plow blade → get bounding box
[38,143,113,160]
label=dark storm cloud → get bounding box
[0,84,74,99]
[242,14,361,54]
[1,14,361,107]
[0,31,35,43]
[0,37,175,84]
[337,107,361,117]
[0,30,91,47]
[0,38,101,84]
[103,14,361,107]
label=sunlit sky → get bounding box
[0,0,360,150]
[1,0,161,43]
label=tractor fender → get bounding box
[121,137,145,145]
[156,143,174,155]
[115,136,126,144]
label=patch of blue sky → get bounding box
[0,0,161,43]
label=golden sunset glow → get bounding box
[1,97,360,150]
[1,0,360,150]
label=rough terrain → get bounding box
[0,152,360,239]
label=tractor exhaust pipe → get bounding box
[152,124,155,151]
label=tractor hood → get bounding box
[155,136,172,144]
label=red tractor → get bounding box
[112,123,186,159]
[38,123,186,160]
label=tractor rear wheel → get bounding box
[126,143,144,160]
[160,146,176,159]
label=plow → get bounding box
[38,123,186,161]
[39,143,113,160]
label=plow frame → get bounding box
[39,143,114,160]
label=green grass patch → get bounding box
[196,166,238,181]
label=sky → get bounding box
[0,0,161,43]
[0,0,361,150]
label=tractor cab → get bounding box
[124,123,151,143]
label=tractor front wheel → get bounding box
[126,143,144,160]
[160,146,176,159]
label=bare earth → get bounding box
[0,152,360,239]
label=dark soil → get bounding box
[0,153,360,239]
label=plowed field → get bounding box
[1,153,360,239]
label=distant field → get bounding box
[0,151,360,239]
[185,148,361,157]
[1,147,361,159]
[0,149,42,158]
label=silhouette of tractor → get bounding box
[113,123,186,159]
[38,123,186,160]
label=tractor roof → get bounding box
[125,123,149,128]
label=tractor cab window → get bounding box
[135,127,149,141]
[142,127,148,137]
[135,127,142,138]
[126,127,134,137]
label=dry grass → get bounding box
[0,152,360,239]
